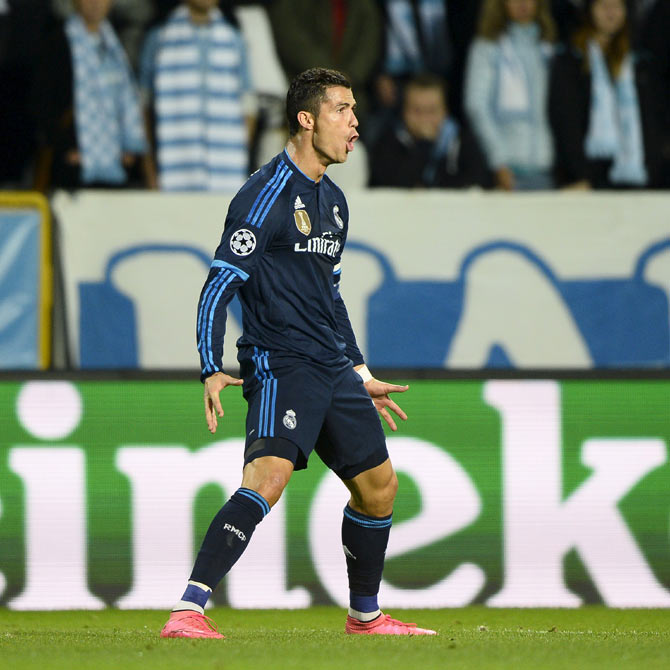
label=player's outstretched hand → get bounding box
[364,379,409,432]
[204,371,243,434]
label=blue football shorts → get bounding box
[239,348,389,480]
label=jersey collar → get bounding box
[282,149,319,187]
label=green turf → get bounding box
[1,607,669,670]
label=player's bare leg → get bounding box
[161,453,293,639]
[341,458,437,636]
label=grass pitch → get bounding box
[1,607,669,670]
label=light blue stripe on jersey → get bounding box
[197,269,229,350]
[253,167,291,229]
[204,272,237,371]
[246,162,286,226]
[197,262,248,372]
[199,272,230,374]
[198,270,235,374]
[198,269,230,337]
[251,164,291,228]
[211,259,249,281]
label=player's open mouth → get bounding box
[346,133,359,152]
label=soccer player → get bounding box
[160,67,436,639]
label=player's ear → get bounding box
[297,110,315,132]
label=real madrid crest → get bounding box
[333,204,344,229]
[283,409,297,430]
[294,210,311,236]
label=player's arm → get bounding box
[332,266,408,431]
[332,273,364,365]
[197,207,273,433]
[197,261,247,434]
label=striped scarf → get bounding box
[155,6,249,191]
[65,14,146,184]
[384,0,450,76]
[584,41,647,185]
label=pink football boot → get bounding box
[160,610,225,639]
[346,613,437,636]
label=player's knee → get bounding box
[252,469,289,507]
[359,471,398,517]
[242,457,292,507]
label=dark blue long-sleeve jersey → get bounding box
[197,150,364,380]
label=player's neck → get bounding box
[285,138,327,183]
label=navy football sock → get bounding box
[341,504,392,621]
[177,488,270,610]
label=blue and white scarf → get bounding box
[584,41,647,185]
[385,0,450,76]
[154,6,248,191]
[65,14,146,184]
[422,117,460,184]
[495,23,552,122]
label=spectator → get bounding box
[549,0,662,188]
[551,0,583,43]
[233,2,289,170]
[369,73,490,188]
[0,0,58,187]
[108,0,155,69]
[32,0,148,191]
[632,0,670,187]
[447,0,485,119]
[464,0,557,191]
[140,0,255,191]
[269,0,382,125]
[373,1,453,115]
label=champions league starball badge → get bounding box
[230,229,256,256]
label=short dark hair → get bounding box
[286,68,351,137]
[404,72,449,103]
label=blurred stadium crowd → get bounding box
[0,0,668,193]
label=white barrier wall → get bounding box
[53,190,670,370]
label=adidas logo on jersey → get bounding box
[294,195,305,210]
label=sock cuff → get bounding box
[343,504,392,529]
[235,487,271,518]
[178,581,211,610]
[350,592,380,614]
